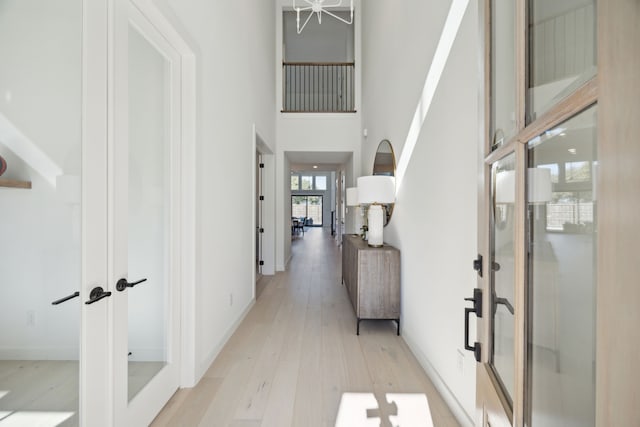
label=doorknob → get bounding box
[52,291,80,305]
[85,287,111,305]
[464,288,483,363]
[116,277,147,292]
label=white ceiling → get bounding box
[286,151,352,172]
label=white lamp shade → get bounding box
[346,187,359,206]
[495,170,515,204]
[357,176,395,204]
[528,167,552,203]
[495,168,552,204]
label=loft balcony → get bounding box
[282,61,355,113]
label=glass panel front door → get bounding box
[491,0,517,147]
[0,1,82,424]
[490,153,517,406]
[527,0,597,121]
[526,106,597,427]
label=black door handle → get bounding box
[85,287,111,305]
[494,296,515,315]
[472,254,483,277]
[52,291,80,305]
[116,278,147,292]
[464,288,483,363]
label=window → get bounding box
[315,176,327,190]
[565,161,590,183]
[291,173,330,191]
[301,175,313,190]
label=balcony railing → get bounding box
[282,62,355,113]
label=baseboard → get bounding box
[402,331,474,427]
[278,252,292,272]
[195,298,256,382]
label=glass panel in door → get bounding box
[491,0,517,148]
[527,0,597,121]
[0,1,82,425]
[526,106,597,427]
[126,23,170,401]
[490,153,517,405]
[307,195,323,226]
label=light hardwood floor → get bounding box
[152,228,460,427]
[0,360,164,426]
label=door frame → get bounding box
[253,125,275,287]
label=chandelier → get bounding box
[293,0,354,34]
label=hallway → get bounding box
[152,228,460,426]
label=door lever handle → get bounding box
[52,291,80,305]
[464,288,483,363]
[494,296,515,315]
[116,278,147,292]
[85,287,111,305]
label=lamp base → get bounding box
[367,204,384,247]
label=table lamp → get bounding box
[357,176,395,247]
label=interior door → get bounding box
[0,1,111,425]
[111,1,182,424]
[257,153,263,276]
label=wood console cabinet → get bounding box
[342,234,400,335]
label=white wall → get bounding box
[361,1,479,424]
[283,11,354,62]
[156,0,276,382]
[0,0,82,360]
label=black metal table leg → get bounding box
[357,318,361,335]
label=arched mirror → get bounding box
[372,139,396,225]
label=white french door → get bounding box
[0,1,182,425]
[110,0,182,425]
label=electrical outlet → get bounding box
[229,293,233,307]
[456,349,465,373]
[27,310,36,327]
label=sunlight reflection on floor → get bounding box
[335,392,434,427]
[0,411,74,427]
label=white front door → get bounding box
[110,1,182,425]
